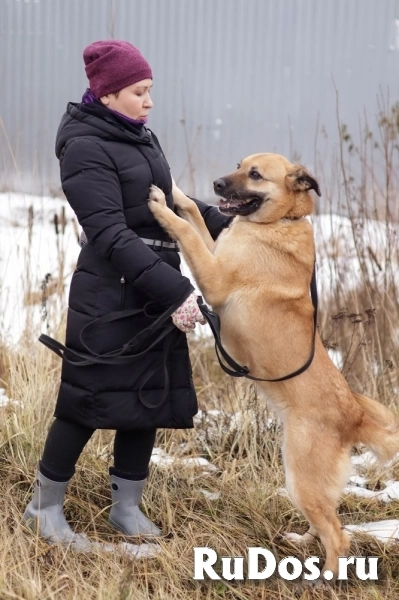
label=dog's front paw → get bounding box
[148,185,167,207]
[171,182,193,211]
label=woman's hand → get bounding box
[171,291,206,333]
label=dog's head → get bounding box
[214,153,321,223]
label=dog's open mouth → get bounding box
[218,195,264,216]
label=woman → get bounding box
[23,40,231,547]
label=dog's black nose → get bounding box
[213,178,226,192]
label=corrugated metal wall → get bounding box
[1,0,399,201]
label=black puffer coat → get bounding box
[53,101,230,431]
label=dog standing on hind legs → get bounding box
[147,153,399,580]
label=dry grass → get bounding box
[0,340,398,599]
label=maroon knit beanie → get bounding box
[83,40,153,97]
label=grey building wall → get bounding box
[1,0,399,203]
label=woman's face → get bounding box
[100,79,153,120]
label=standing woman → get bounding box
[23,40,231,546]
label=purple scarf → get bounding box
[81,88,148,125]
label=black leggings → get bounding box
[39,418,156,482]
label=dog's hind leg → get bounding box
[283,430,351,578]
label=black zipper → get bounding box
[119,276,126,310]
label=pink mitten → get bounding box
[171,292,206,333]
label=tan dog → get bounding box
[148,153,399,579]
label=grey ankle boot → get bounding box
[23,471,90,550]
[108,475,161,537]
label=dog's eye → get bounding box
[249,170,262,180]
[236,163,241,169]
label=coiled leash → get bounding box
[197,265,318,382]
[39,299,182,409]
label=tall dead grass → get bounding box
[314,95,399,402]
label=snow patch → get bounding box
[345,520,399,544]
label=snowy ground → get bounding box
[0,192,78,343]
[312,213,399,297]
[0,192,398,544]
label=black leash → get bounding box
[197,264,318,382]
[39,299,182,409]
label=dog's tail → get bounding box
[354,393,399,463]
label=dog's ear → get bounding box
[286,167,321,197]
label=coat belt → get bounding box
[79,231,179,250]
[139,237,179,250]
